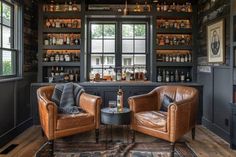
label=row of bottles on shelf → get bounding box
[43,1,80,12]
[157,35,191,46]
[157,53,192,63]
[157,19,191,29]
[156,2,192,13]
[50,66,80,82]
[45,19,81,29]
[157,69,191,83]
[90,67,147,82]
[43,51,80,62]
[44,34,80,46]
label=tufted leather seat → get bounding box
[128,85,198,157]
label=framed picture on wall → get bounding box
[207,19,225,63]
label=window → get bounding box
[122,24,147,76]
[90,23,116,78]
[88,20,148,80]
[0,1,22,78]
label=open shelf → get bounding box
[156,28,192,34]
[43,28,81,33]
[156,45,192,50]
[43,11,81,18]
[156,12,193,18]
[42,62,80,67]
[156,62,193,67]
[43,45,81,50]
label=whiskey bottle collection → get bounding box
[156,2,192,12]
[43,51,80,62]
[44,34,80,46]
[45,19,81,29]
[157,69,191,83]
[157,34,191,46]
[157,19,191,29]
[157,53,192,63]
[43,1,80,12]
[50,66,80,82]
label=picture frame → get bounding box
[207,19,225,63]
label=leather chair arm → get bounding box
[168,98,196,142]
[79,93,102,129]
[37,93,58,140]
[128,91,158,113]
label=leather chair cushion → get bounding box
[56,113,94,130]
[160,94,174,111]
[134,111,167,132]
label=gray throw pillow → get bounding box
[160,94,173,112]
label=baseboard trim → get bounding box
[0,118,33,148]
[202,117,230,143]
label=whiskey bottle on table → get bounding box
[116,87,124,112]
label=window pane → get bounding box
[135,40,145,52]
[2,3,12,26]
[122,54,133,67]
[104,40,115,53]
[91,24,103,39]
[3,26,12,48]
[122,24,133,39]
[135,25,145,38]
[122,40,133,53]
[134,54,146,66]
[91,39,102,53]
[91,54,102,68]
[2,50,15,76]
[104,24,115,39]
[103,54,115,68]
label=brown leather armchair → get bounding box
[128,85,198,157]
[37,85,102,151]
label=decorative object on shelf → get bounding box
[207,19,225,63]
[134,2,141,12]
[123,0,128,15]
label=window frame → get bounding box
[0,0,22,80]
[87,18,150,81]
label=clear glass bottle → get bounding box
[116,87,124,112]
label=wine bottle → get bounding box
[157,69,162,82]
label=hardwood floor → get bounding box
[0,125,235,157]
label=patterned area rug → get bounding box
[35,126,197,157]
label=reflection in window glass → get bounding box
[2,26,12,48]
[122,40,133,53]
[122,24,133,38]
[90,23,116,80]
[104,25,115,38]
[135,40,145,52]
[134,54,146,66]
[122,54,133,67]
[2,3,12,26]
[104,40,115,52]
[2,50,15,75]
[91,24,102,38]
[91,40,102,53]
[91,54,102,68]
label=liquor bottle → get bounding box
[68,0,73,11]
[55,3,60,11]
[175,69,179,82]
[186,72,191,82]
[180,71,185,82]
[52,35,56,45]
[117,69,122,81]
[64,2,69,11]
[180,55,185,62]
[170,71,174,82]
[66,35,70,45]
[69,70,74,81]
[75,70,80,82]
[46,19,51,28]
[165,70,170,82]
[59,53,64,62]
[188,53,192,62]
[55,67,59,76]
[165,54,169,62]
[51,67,55,77]
[176,54,180,62]
[55,19,61,28]
[50,52,55,62]
[157,69,162,82]
[184,54,188,62]
[59,67,64,76]
[162,69,166,82]
[116,87,124,112]
[180,21,185,28]
[165,36,170,45]
[55,52,60,62]
[72,1,78,11]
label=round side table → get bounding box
[101,107,131,145]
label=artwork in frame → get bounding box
[207,19,225,63]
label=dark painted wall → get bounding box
[197,0,232,142]
[0,0,38,148]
